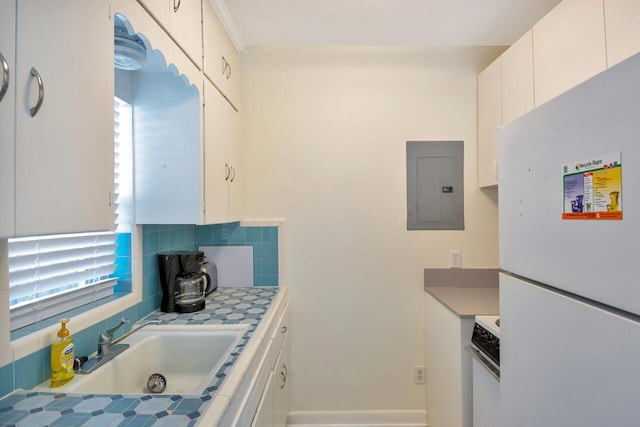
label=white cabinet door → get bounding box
[203,0,240,109]
[425,292,473,427]
[501,30,534,125]
[273,333,290,427]
[604,0,640,68]
[137,0,171,30]
[14,0,114,236]
[169,0,203,67]
[227,107,243,222]
[204,79,230,224]
[0,0,15,237]
[477,57,501,188]
[251,373,275,427]
[138,0,202,68]
[533,0,607,106]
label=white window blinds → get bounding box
[8,232,118,329]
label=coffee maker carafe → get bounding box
[158,251,213,313]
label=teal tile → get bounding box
[263,259,278,275]
[253,258,263,275]
[262,274,279,286]
[41,346,51,382]
[245,228,262,243]
[263,243,278,260]
[142,275,159,299]
[15,350,44,389]
[74,327,90,359]
[253,275,263,286]
[196,225,213,245]
[228,223,245,244]
[142,231,158,255]
[211,224,229,244]
[251,243,264,259]
[158,231,170,251]
[0,362,14,397]
[262,227,278,243]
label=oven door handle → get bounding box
[466,345,500,381]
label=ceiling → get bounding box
[212,0,561,51]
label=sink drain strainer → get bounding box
[147,373,167,393]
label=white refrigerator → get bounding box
[498,51,640,426]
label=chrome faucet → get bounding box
[98,318,130,356]
[76,318,161,374]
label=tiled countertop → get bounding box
[0,287,285,427]
[424,268,500,317]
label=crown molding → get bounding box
[209,0,245,52]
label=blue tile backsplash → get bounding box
[2,223,280,398]
[196,222,279,286]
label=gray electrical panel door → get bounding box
[407,141,464,230]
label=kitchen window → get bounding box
[8,97,134,331]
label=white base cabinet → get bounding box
[251,306,291,427]
[425,292,473,427]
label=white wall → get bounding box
[240,46,500,413]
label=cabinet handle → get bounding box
[225,163,230,181]
[230,166,236,182]
[173,0,181,12]
[280,364,288,389]
[221,56,231,80]
[0,52,9,103]
[30,67,44,117]
[280,326,287,334]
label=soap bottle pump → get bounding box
[50,319,75,387]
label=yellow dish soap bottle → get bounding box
[50,319,74,387]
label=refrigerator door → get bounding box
[500,273,640,427]
[498,52,640,316]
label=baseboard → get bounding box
[286,410,427,427]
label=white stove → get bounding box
[471,315,500,372]
[468,315,501,427]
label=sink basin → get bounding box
[36,324,248,395]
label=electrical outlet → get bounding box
[414,365,425,384]
[449,250,462,268]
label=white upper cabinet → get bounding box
[533,0,607,106]
[203,0,240,109]
[14,0,114,236]
[204,79,243,224]
[501,30,534,125]
[0,0,15,237]
[477,57,501,188]
[137,0,203,68]
[604,0,640,68]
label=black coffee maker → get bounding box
[158,251,214,313]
